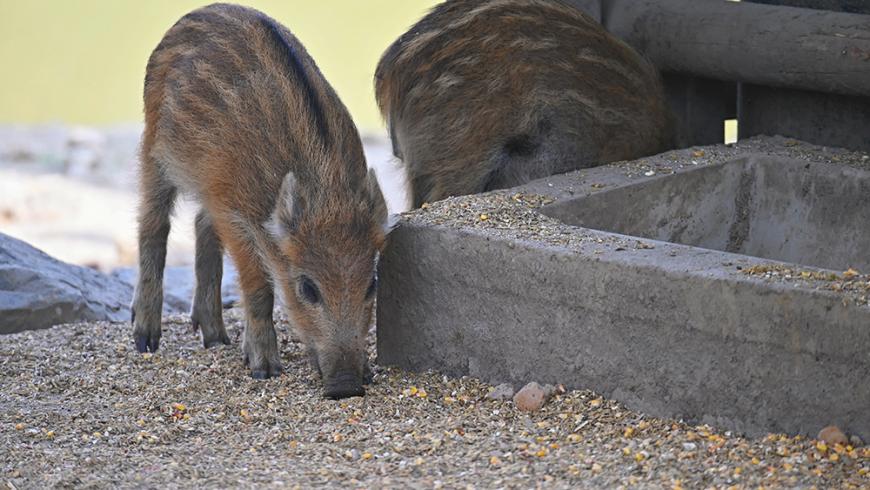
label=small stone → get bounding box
[818,426,849,446]
[849,435,863,447]
[541,384,558,399]
[513,382,552,412]
[487,383,514,402]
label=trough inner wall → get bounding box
[541,157,870,271]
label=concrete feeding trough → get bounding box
[377,136,870,439]
[542,153,870,272]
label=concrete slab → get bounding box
[377,136,870,439]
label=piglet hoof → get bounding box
[250,363,283,380]
[242,330,282,379]
[324,384,365,400]
[134,333,160,353]
[192,313,231,349]
[324,372,365,399]
[132,306,161,353]
[243,353,282,379]
[203,335,231,349]
[132,296,163,353]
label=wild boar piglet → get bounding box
[133,3,389,399]
[376,0,675,206]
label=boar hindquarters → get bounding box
[375,0,675,206]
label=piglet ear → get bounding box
[266,172,300,240]
[367,167,397,235]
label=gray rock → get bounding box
[487,383,516,402]
[0,232,133,334]
[111,260,240,314]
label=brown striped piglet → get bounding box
[132,3,390,399]
[375,0,675,207]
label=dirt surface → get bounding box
[2,312,868,489]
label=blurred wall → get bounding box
[0,1,439,132]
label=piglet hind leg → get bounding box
[132,156,176,353]
[191,210,231,348]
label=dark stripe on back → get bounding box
[258,15,331,148]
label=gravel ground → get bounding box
[2,312,868,489]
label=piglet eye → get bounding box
[365,273,378,299]
[298,276,321,304]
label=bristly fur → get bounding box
[375,0,676,207]
[257,14,331,147]
[133,3,388,395]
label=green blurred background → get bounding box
[0,0,439,133]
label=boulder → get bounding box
[0,232,133,334]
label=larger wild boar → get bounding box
[375,0,675,207]
[132,4,389,399]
